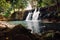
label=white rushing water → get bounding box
[25,1,41,34]
[25,8,41,34]
[32,8,40,20]
[26,20,41,34]
[25,12,32,21]
[26,8,40,20]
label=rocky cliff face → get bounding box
[10,9,34,21]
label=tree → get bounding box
[0,0,28,19]
[9,0,28,20]
[10,0,28,11]
[0,0,11,13]
[37,0,56,7]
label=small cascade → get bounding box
[25,1,41,34]
[25,12,32,21]
[25,8,41,34]
[25,8,40,21]
[32,8,40,20]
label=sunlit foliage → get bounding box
[0,0,11,13]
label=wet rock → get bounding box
[8,24,41,40]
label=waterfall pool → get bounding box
[0,21,59,34]
[7,20,43,34]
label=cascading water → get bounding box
[25,9,41,34]
[25,12,32,21]
[25,1,41,34]
[31,8,41,34]
[26,8,40,20]
[32,8,40,20]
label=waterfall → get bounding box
[26,20,41,34]
[32,8,40,20]
[25,12,32,21]
[25,8,41,34]
[25,1,40,20]
[26,8,40,21]
[26,21,33,33]
[32,21,40,33]
[25,1,41,34]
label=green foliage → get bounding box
[42,0,55,5]
[16,0,28,9]
[0,0,11,13]
[3,8,12,18]
[10,0,28,9]
[0,0,28,17]
[37,0,56,7]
